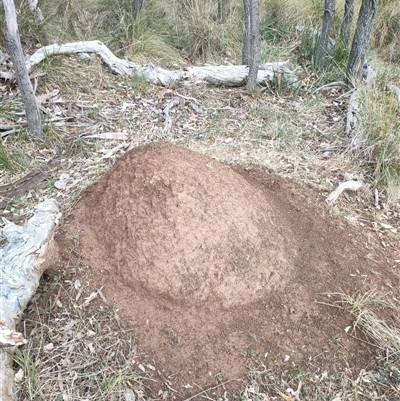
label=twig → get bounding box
[175,92,200,103]
[183,379,237,401]
[162,97,181,134]
[326,180,363,205]
[348,333,381,349]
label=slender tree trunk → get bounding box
[27,0,44,21]
[218,0,228,22]
[2,0,43,139]
[133,0,145,18]
[315,0,335,68]
[242,0,260,88]
[340,0,355,46]
[242,0,251,66]
[346,0,378,84]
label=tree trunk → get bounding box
[315,0,335,68]
[346,0,378,84]
[218,0,228,22]
[133,0,145,18]
[242,0,261,89]
[27,0,44,21]
[340,0,355,46]
[3,0,43,139]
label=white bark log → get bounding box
[0,198,60,401]
[18,41,296,86]
[326,180,364,204]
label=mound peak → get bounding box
[73,142,292,307]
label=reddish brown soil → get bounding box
[56,142,398,398]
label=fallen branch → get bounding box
[345,90,359,135]
[1,40,297,87]
[0,156,61,208]
[162,97,181,134]
[0,198,60,401]
[326,180,364,205]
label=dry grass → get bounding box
[372,0,400,62]
[13,275,147,401]
[348,66,400,202]
[238,289,400,400]
[2,1,400,399]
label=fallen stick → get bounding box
[326,180,364,205]
[2,40,297,87]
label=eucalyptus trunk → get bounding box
[3,0,43,139]
[346,0,378,84]
[315,0,335,68]
[133,0,145,18]
[340,0,355,46]
[242,0,260,89]
[218,0,228,22]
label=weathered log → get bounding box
[0,198,60,401]
[326,180,364,205]
[0,40,297,87]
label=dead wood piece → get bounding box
[19,41,297,87]
[0,324,26,348]
[345,90,359,135]
[326,180,364,205]
[162,97,181,134]
[0,198,60,401]
[188,102,204,114]
[0,156,61,209]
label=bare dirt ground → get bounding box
[2,61,400,399]
[53,142,399,399]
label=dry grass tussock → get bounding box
[348,67,400,202]
[13,274,147,401]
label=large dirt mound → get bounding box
[60,142,396,397]
[74,142,292,307]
